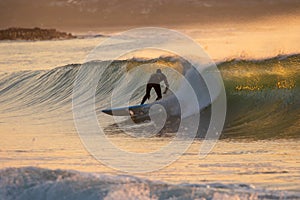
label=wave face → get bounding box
[0,167,298,200]
[219,54,300,139]
[0,55,299,139]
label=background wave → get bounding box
[2,167,298,200]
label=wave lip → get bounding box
[1,167,299,200]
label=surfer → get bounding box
[141,69,169,105]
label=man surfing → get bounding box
[141,69,169,105]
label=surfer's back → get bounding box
[148,72,168,85]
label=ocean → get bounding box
[0,34,299,199]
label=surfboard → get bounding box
[101,92,181,123]
[102,104,152,123]
[102,104,151,116]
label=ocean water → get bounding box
[0,37,299,199]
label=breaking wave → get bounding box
[0,54,299,139]
[0,167,298,200]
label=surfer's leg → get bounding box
[141,84,152,104]
[154,84,162,100]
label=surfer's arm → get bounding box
[162,74,169,94]
[163,87,168,94]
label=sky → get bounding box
[0,0,299,32]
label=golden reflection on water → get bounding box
[235,79,296,91]
[0,122,299,191]
[235,85,263,91]
[277,79,296,89]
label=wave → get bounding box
[0,55,299,139]
[219,54,300,139]
[0,167,298,200]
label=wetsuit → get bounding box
[141,72,169,105]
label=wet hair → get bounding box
[156,69,162,73]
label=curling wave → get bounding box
[0,55,299,139]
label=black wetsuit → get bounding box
[141,72,169,105]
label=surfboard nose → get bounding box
[101,109,113,115]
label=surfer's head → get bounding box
[156,69,162,73]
